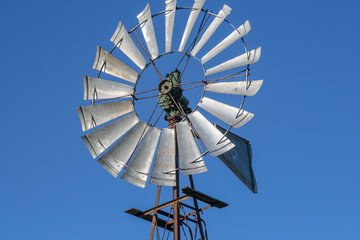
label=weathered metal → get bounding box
[150,128,176,186]
[191,4,231,57]
[176,121,207,175]
[204,80,263,96]
[205,46,261,76]
[81,112,139,158]
[121,127,161,188]
[178,0,206,52]
[198,96,254,128]
[93,46,138,83]
[110,21,146,69]
[83,76,134,100]
[201,20,251,64]
[165,0,177,53]
[77,100,134,132]
[97,121,148,177]
[188,111,235,156]
[137,3,159,59]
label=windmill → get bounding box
[77,0,262,239]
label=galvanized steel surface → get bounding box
[137,3,159,59]
[165,0,177,53]
[77,100,134,132]
[198,97,254,128]
[176,121,207,175]
[121,127,161,188]
[93,46,138,83]
[110,21,147,69]
[81,112,139,158]
[204,80,263,96]
[201,20,251,64]
[150,128,176,186]
[97,121,149,177]
[190,4,231,57]
[178,0,206,52]
[188,111,235,157]
[205,46,261,76]
[83,76,134,100]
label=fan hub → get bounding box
[158,79,173,94]
[157,70,192,122]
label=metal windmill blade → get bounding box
[165,0,177,53]
[205,47,261,76]
[93,46,138,83]
[137,3,159,59]
[150,128,176,186]
[111,21,147,70]
[188,111,235,157]
[97,121,149,177]
[178,0,206,52]
[198,97,254,128]
[77,100,134,132]
[204,80,263,96]
[190,4,232,57]
[176,121,207,175]
[81,112,139,158]
[121,126,161,188]
[83,76,134,100]
[201,20,251,64]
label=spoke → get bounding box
[93,87,158,104]
[152,108,165,127]
[133,29,164,81]
[136,94,159,101]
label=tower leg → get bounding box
[189,175,205,240]
[173,126,180,240]
[149,185,161,240]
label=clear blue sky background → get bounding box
[1,0,359,239]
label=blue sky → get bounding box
[1,0,359,239]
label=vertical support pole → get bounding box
[149,185,162,240]
[173,124,180,240]
[189,175,205,240]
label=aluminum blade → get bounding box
[81,112,139,158]
[176,121,207,175]
[205,47,261,76]
[191,4,231,57]
[110,22,146,69]
[198,97,254,128]
[150,128,176,186]
[165,0,177,53]
[93,46,138,83]
[83,76,134,100]
[77,100,134,132]
[137,3,159,59]
[188,111,235,157]
[201,20,251,64]
[178,0,206,52]
[121,127,161,188]
[97,121,148,177]
[204,80,263,96]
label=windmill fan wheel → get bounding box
[77,0,263,188]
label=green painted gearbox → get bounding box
[158,70,192,120]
